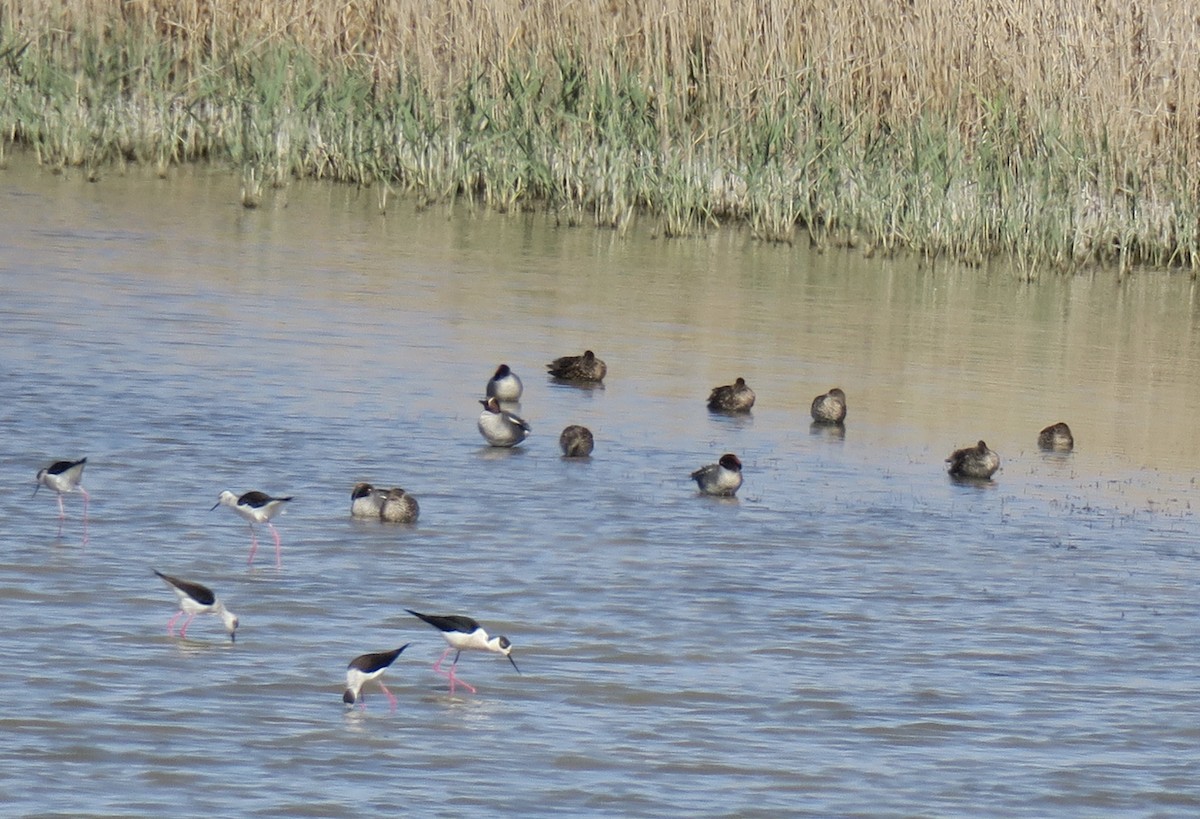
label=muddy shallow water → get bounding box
[2,161,1200,816]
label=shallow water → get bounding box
[2,161,1200,816]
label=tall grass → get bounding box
[1,0,1197,272]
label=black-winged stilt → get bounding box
[154,570,239,642]
[405,610,519,694]
[343,643,412,710]
[35,457,90,541]
[211,490,292,567]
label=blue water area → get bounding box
[1,165,1199,816]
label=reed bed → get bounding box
[2,0,1198,272]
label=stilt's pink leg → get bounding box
[448,659,476,695]
[433,647,459,692]
[167,610,183,636]
[57,495,66,520]
[436,652,476,694]
[269,523,282,568]
[179,613,196,638]
[246,525,259,565]
[379,682,397,710]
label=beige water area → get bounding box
[11,157,1200,478]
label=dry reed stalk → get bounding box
[6,0,1189,138]
[2,0,1199,269]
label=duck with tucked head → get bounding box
[350,482,384,518]
[379,487,420,523]
[547,350,606,383]
[690,453,744,497]
[946,440,1000,480]
[707,377,756,413]
[811,387,847,424]
[1037,422,1074,452]
[559,425,595,457]
[486,364,523,403]
[477,396,531,447]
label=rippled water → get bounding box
[3,162,1200,816]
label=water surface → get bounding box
[2,162,1200,816]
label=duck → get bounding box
[690,453,744,496]
[379,487,420,523]
[810,387,847,424]
[559,425,595,457]
[477,396,531,447]
[707,377,756,413]
[547,350,606,382]
[485,364,523,402]
[350,482,384,518]
[946,440,1000,479]
[1037,422,1074,452]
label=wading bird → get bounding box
[35,457,90,540]
[343,644,411,710]
[405,610,520,695]
[154,570,239,642]
[212,490,292,568]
